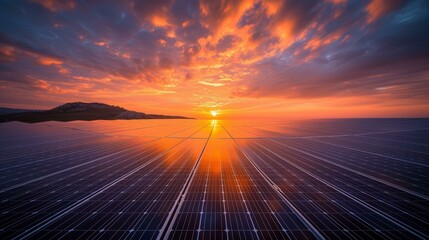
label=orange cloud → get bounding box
[273,18,296,49]
[58,67,70,74]
[366,0,404,23]
[150,15,170,27]
[35,79,50,89]
[263,0,283,16]
[0,46,15,61]
[326,0,347,4]
[37,56,63,65]
[95,41,107,47]
[198,81,225,87]
[304,30,343,51]
[367,0,386,23]
[199,0,254,41]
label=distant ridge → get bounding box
[0,107,41,116]
[0,102,193,123]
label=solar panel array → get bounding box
[1,119,428,239]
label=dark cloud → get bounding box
[213,35,238,52]
[238,2,271,42]
[170,0,200,23]
[158,56,174,69]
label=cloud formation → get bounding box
[0,0,428,117]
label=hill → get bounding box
[0,107,41,115]
[0,102,192,123]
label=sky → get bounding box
[0,0,428,119]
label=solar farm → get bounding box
[1,119,428,239]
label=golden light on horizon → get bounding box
[210,110,218,117]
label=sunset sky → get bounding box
[1,0,428,119]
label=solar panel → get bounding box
[1,119,428,239]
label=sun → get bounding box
[210,111,218,117]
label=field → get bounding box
[1,119,428,239]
